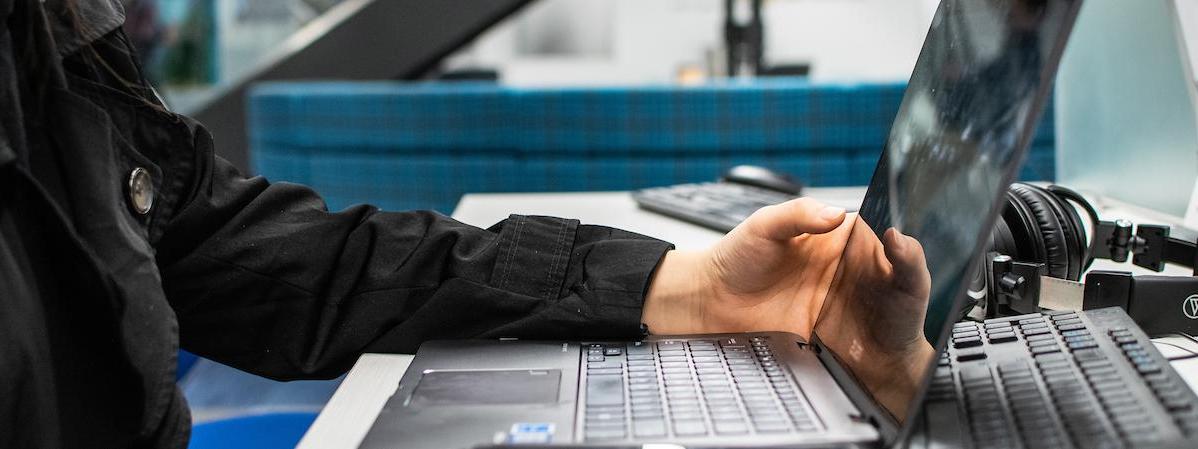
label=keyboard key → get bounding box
[588,361,623,369]
[1029,339,1059,349]
[586,410,625,421]
[627,341,652,355]
[954,329,982,338]
[998,360,1030,372]
[1054,318,1082,327]
[754,420,791,433]
[961,365,992,381]
[657,341,684,351]
[989,331,1017,344]
[1067,341,1098,351]
[1025,333,1055,342]
[672,420,707,436]
[587,376,624,406]
[1072,348,1105,362]
[585,428,626,441]
[720,337,746,347]
[632,419,666,438]
[714,420,749,435]
[1136,362,1162,375]
[1031,346,1061,356]
[957,348,987,362]
[954,336,983,348]
[1064,335,1094,344]
[1061,329,1090,338]
[628,371,656,379]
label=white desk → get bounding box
[297,188,1198,449]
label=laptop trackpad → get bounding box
[411,369,561,406]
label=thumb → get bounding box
[743,198,847,241]
[883,227,931,299]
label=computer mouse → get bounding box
[719,165,804,195]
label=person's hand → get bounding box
[813,218,934,421]
[642,200,935,421]
[641,198,853,339]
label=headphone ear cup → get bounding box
[1009,183,1079,280]
[1019,184,1085,280]
[1003,188,1045,264]
[1042,186,1089,278]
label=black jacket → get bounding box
[0,1,672,447]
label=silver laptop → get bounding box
[359,1,1083,447]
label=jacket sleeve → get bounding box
[155,123,673,380]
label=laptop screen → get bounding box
[811,0,1081,426]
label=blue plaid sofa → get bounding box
[248,79,1055,214]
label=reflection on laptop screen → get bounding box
[812,0,1081,425]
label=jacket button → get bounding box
[127,167,154,215]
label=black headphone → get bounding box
[989,182,1097,282]
[977,182,1198,335]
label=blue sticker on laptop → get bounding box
[508,423,555,444]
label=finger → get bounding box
[744,198,846,241]
[882,227,931,298]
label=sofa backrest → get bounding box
[249,79,1054,213]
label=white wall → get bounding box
[447,0,941,86]
[1175,0,1198,85]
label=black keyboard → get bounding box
[632,182,797,232]
[579,336,819,441]
[927,308,1198,449]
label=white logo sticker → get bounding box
[1184,294,1198,320]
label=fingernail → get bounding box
[819,206,845,220]
[905,233,920,248]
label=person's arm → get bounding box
[157,139,671,380]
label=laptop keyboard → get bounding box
[580,336,819,441]
[632,182,797,233]
[928,310,1198,449]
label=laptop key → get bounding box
[587,376,625,406]
[672,420,708,436]
[632,420,666,438]
[713,420,749,435]
[710,411,744,422]
[627,341,652,355]
[584,428,626,441]
[752,419,791,433]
